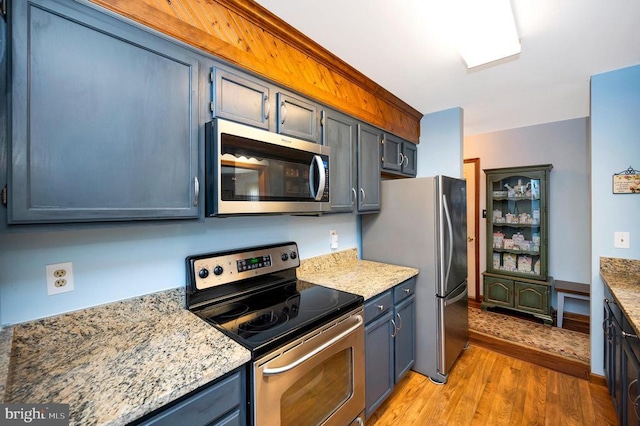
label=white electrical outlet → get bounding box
[614,232,631,249]
[46,262,74,295]
[330,229,339,249]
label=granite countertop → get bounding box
[0,248,416,426]
[600,257,640,336]
[1,288,250,426]
[297,248,419,300]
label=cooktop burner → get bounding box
[186,242,363,359]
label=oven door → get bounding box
[254,309,365,426]
[206,118,331,216]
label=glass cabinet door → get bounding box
[486,167,551,280]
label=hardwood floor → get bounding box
[366,345,617,426]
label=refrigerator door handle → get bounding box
[445,286,468,306]
[442,193,454,291]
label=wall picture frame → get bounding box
[613,166,640,194]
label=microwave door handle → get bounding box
[309,155,326,201]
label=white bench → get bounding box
[555,280,590,328]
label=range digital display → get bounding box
[237,255,271,272]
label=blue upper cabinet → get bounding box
[212,67,272,130]
[382,133,417,177]
[211,64,320,143]
[9,0,202,223]
[276,92,319,142]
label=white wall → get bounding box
[0,214,358,325]
[419,107,464,178]
[464,118,591,314]
[590,64,640,376]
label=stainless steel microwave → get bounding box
[205,119,330,216]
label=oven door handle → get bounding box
[263,315,363,376]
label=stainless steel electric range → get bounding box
[186,242,365,426]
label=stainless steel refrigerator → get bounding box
[361,176,468,383]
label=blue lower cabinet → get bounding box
[364,278,417,419]
[131,367,246,426]
[365,310,394,418]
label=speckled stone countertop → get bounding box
[1,288,250,426]
[297,248,419,300]
[601,257,640,335]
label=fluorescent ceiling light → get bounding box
[454,0,521,68]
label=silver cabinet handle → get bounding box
[403,153,409,167]
[193,176,199,207]
[351,188,357,206]
[377,304,384,311]
[360,188,366,203]
[396,312,403,332]
[391,318,397,338]
[263,315,363,375]
[264,95,270,120]
[281,101,287,124]
[404,288,410,294]
[629,378,640,420]
[397,153,404,167]
[623,330,639,339]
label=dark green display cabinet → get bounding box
[481,164,554,324]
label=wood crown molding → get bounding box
[216,0,423,122]
[88,0,422,142]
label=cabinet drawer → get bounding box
[365,291,393,323]
[139,370,243,426]
[393,278,416,304]
[483,276,514,307]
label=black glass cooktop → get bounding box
[193,280,363,358]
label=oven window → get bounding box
[280,348,353,426]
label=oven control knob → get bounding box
[213,265,224,276]
[290,251,297,260]
[198,268,209,279]
[281,253,289,261]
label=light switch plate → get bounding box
[330,229,338,249]
[614,232,630,249]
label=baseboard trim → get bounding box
[590,373,607,387]
[469,330,591,380]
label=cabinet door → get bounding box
[323,109,357,212]
[604,299,616,397]
[611,309,625,424]
[514,281,549,314]
[139,369,244,426]
[394,295,415,383]
[624,335,640,426]
[277,92,319,142]
[213,68,270,130]
[10,0,200,223]
[402,142,418,177]
[382,134,402,173]
[357,123,382,213]
[483,276,514,307]
[365,311,394,419]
